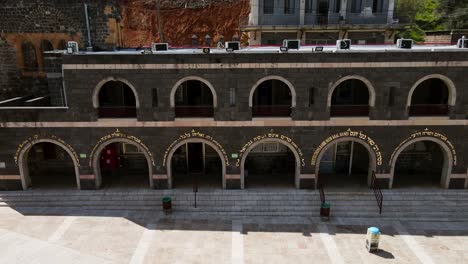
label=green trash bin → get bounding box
[320,202,331,219]
[162,197,172,214]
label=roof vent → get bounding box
[283,39,300,50]
[151,43,168,52]
[336,39,351,50]
[397,38,413,49]
[457,36,468,48]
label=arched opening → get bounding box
[96,141,151,189]
[174,80,214,118]
[97,81,137,118]
[41,40,54,52]
[58,39,67,50]
[251,79,292,117]
[317,140,375,189]
[20,142,79,190]
[170,142,223,189]
[409,78,449,116]
[392,140,448,188]
[242,141,299,188]
[21,41,38,72]
[330,79,370,117]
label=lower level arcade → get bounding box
[1,126,466,191]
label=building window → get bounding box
[351,0,362,13]
[263,0,274,14]
[284,0,295,14]
[309,87,315,106]
[388,86,395,107]
[152,88,158,107]
[229,87,236,106]
[21,41,38,72]
[305,0,313,13]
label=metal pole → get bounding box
[156,0,164,42]
[84,3,92,50]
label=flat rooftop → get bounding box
[50,44,468,56]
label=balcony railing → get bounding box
[98,106,137,118]
[252,105,291,117]
[330,105,369,117]
[303,12,391,26]
[259,14,300,25]
[409,104,449,116]
[175,106,214,118]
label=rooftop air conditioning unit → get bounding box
[225,41,240,51]
[336,39,351,50]
[66,41,79,54]
[283,39,300,50]
[151,43,168,52]
[457,36,468,48]
[397,38,413,49]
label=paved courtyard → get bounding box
[0,205,467,264]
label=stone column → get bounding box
[249,0,259,25]
[387,0,395,24]
[340,0,347,19]
[300,0,306,25]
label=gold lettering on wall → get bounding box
[389,128,457,166]
[236,133,305,167]
[89,129,155,166]
[14,134,80,167]
[311,128,382,166]
[162,129,229,167]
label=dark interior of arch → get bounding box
[27,142,76,189]
[318,141,370,189]
[252,80,291,106]
[41,40,54,52]
[394,140,444,188]
[99,142,149,188]
[411,79,449,105]
[171,142,222,188]
[22,42,38,71]
[98,81,137,118]
[244,142,296,188]
[331,79,369,105]
[175,80,213,106]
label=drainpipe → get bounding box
[84,3,93,50]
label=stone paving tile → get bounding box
[0,214,67,241]
[406,228,468,263]
[54,217,146,264]
[143,219,232,264]
[243,223,330,264]
[329,225,422,264]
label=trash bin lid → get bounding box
[368,227,380,234]
[162,197,171,202]
[321,202,330,208]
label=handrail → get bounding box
[318,177,325,205]
[371,171,383,215]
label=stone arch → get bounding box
[327,75,376,107]
[166,138,227,188]
[406,74,456,107]
[314,137,377,187]
[92,77,140,108]
[170,76,218,108]
[240,138,302,189]
[91,138,154,189]
[18,139,80,190]
[248,75,297,107]
[389,137,453,189]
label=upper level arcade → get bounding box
[1,44,467,123]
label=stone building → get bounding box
[0,44,467,191]
[244,0,400,45]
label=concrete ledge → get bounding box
[0,175,21,180]
[299,174,315,179]
[225,174,240,180]
[79,175,95,180]
[152,174,168,180]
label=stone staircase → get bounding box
[0,189,467,221]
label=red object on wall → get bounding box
[100,144,118,170]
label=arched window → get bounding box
[251,78,294,117]
[59,39,67,50]
[21,41,38,72]
[330,79,370,117]
[41,40,54,52]
[174,80,214,117]
[97,81,137,118]
[409,78,449,116]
